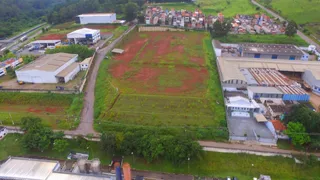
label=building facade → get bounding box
[76,13,116,24]
[240,43,304,60]
[67,28,101,45]
[16,53,79,84]
[303,69,320,95]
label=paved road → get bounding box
[199,141,320,157]
[71,25,137,136]
[251,0,320,51]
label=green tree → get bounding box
[124,2,139,21]
[21,117,54,151]
[101,132,117,153]
[285,122,310,147]
[46,45,94,61]
[53,139,69,153]
[211,20,232,37]
[285,21,298,37]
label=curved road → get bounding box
[65,25,137,136]
[251,0,320,51]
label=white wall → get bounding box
[0,128,8,139]
[64,65,80,83]
[79,14,116,24]
[248,89,254,99]
[16,70,58,83]
[80,63,89,70]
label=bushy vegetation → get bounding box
[0,0,64,38]
[215,34,309,46]
[101,130,202,164]
[1,133,320,179]
[46,45,95,61]
[284,104,320,150]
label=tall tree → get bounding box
[285,20,298,37]
[211,20,232,37]
[53,139,69,153]
[285,122,310,147]
[124,2,139,21]
[101,132,117,153]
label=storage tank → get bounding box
[77,159,87,173]
[91,159,101,174]
[122,163,131,180]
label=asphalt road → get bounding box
[70,25,137,136]
[251,0,320,51]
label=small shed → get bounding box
[112,48,125,54]
[80,57,92,71]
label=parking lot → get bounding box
[227,116,274,141]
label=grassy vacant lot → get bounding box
[156,0,260,17]
[37,21,127,42]
[258,0,320,24]
[95,30,226,140]
[0,93,83,130]
[215,34,309,46]
[1,134,320,180]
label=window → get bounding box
[254,53,261,58]
[271,54,278,59]
[289,56,295,60]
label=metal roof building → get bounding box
[15,53,80,83]
[240,43,304,60]
[0,157,116,180]
[67,28,101,44]
[76,13,116,24]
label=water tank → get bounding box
[77,159,87,173]
[91,159,101,174]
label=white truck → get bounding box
[20,35,28,42]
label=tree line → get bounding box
[284,104,320,150]
[0,0,64,38]
[20,116,203,165]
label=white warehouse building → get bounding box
[67,28,101,45]
[15,53,80,84]
[76,13,116,24]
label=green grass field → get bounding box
[258,0,320,24]
[94,31,226,140]
[1,134,320,180]
[215,34,309,46]
[156,0,261,17]
[0,93,83,130]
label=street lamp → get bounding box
[131,152,134,164]
[188,157,190,173]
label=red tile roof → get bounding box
[271,120,287,131]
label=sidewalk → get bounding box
[199,141,320,157]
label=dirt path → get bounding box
[251,0,320,51]
[72,25,137,136]
[199,141,320,157]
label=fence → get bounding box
[139,26,185,32]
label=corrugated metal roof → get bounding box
[56,62,79,78]
[17,53,77,72]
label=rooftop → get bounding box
[0,157,58,180]
[77,13,115,17]
[241,43,304,56]
[56,62,79,78]
[247,86,283,94]
[30,40,61,44]
[80,57,92,65]
[68,28,100,36]
[17,53,77,72]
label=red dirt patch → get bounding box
[190,57,205,64]
[39,34,66,40]
[45,107,58,113]
[133,67,161,82]
[27,108,42,113]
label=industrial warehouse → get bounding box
[76,13,117,24]
[15,53,80,84]
[67,28,101,45]
[214,42,320,145]
[0,157,118,180]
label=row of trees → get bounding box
[47,0,144,24]
[101,130,203,164]
[0,0,64,38]
[21,117,68,152]
[284,104,320,149]
[20,117,203,164]
[46,45,95,61]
